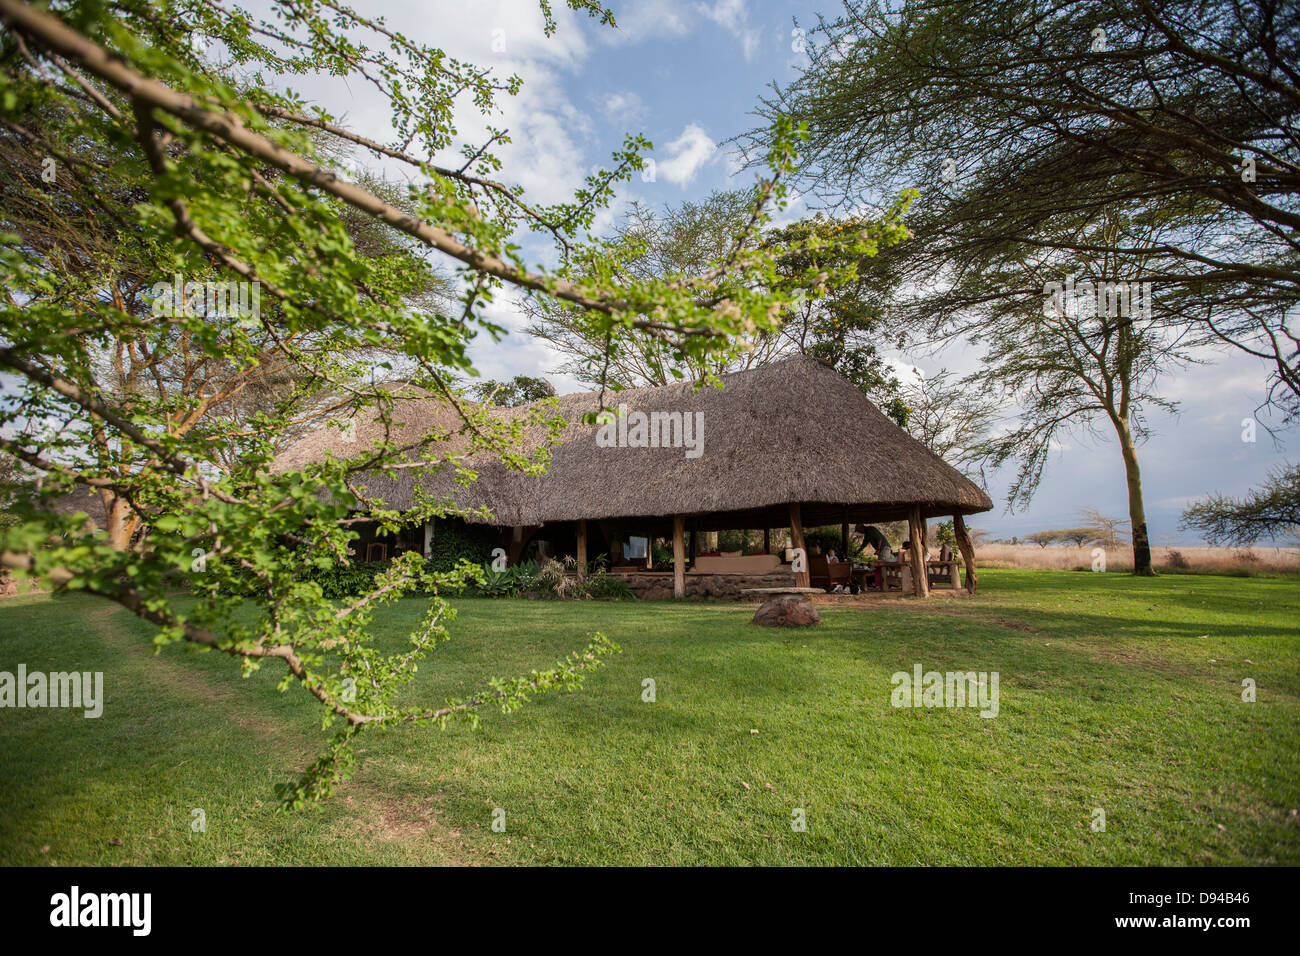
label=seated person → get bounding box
[826,548,839,564]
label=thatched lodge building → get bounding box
[274,355,993,598]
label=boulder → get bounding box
[752,595,821,627]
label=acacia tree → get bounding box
[750,0,1299,417]
[964,213,1193,575]
[0,0,885,803]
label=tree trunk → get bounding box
[907,506,929,598]
[953,513,977,594]
[101,491,134,551]
[1116,423,1154,576]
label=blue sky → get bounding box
[253,0,1296,544]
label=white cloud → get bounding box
[657,123,718,186]
[604,0,691,43]
[698,0,761,61]
[599,90,646,124]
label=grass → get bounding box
[1,568,1297,865]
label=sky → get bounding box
[235,0,1296,545]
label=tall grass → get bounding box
[977,543,1300,575]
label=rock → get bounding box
[752,595,821,627]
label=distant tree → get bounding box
[765,213,912,422]
[524,190,787,388]
[1026,530,1062,548]
[1055,528,1092,547]
[1182,464,1300,544]
[524,192,913,421]
[1080,508,1132,550]
[470,375,556,407]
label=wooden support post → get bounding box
[907,506,929,598]
[576,519,587,581]
[841,520,850,559]
[953,513,977,594]
[763,527,770,554]
[789,502,810,588]
[507,526,530,566]
[672,515,686,599]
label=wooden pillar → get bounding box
[645,535,653,570]
[672,515,686,599]
[953,512,978,594]
[576,519,587,581]
[789,502,809,588]
[841,520,850,559]
[507,525,530,566]
[907,506,929,598]
[763,527,771,554]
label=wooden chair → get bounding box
[810,556,853,592]
[365,541,388,562]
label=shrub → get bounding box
[426,519,498,573]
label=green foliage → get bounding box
[426,520,499,574]
[804,527,845,556]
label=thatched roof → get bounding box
[273,355,993,529]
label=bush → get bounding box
[217,557,394,598]
[426,519,498,573]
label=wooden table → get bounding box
[856,561,911,592]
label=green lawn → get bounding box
[1,568,1297,865]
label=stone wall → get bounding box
[617,570,798,601]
